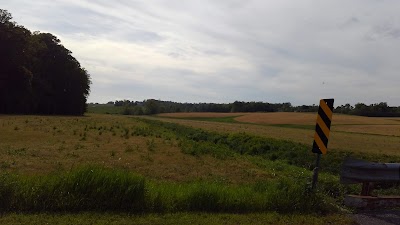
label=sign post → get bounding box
[311,98,334,189]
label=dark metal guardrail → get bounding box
[340,158,400,196]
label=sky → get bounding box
[2,0,400,106]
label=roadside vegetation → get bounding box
[1,113,399,224]
[0,165,335,214]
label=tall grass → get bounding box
[0,166,145,212]
[0,166,337,214]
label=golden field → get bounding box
[156,112,400,155]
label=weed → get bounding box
[140,153,153,162]
[122,127,130,139]
[80,132,87,141]
[146,139,156,151]
[7,147,27,156]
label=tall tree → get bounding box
[0,9,91,115]
[0,9,33,113]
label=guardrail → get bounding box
[340,158,400,208]
[341,158,400,195]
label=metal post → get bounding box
[311,153,321,190]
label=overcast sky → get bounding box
[3,0,400,106]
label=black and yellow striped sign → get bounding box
[312,99,334,154]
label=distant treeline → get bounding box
[102,100,400,117]
[334,102,400,117]
[0,9,90,115]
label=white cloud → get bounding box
[2,0,400,105]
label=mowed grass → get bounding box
[155,112,400,155]
[0,114,272,183]
[0,212,353,225]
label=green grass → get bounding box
[0,166,339,214]
[0,212,354,225]
[1,114,397,222]
[0,166,146,212]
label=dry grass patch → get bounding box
[0,114,271,184]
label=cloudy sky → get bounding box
[3,0,400,106]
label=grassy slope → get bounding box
[5,113,399,223]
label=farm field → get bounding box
[160,111,400,125]
[1,112,399,224]
[0,114,267,182]
[157,112,400,155]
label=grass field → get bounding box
[1,112,399,224]
[156,112,400,155]
[0,115,268,183]
[0,212,353,225]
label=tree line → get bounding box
[0,9,91,115]
[104,99,400,117]
[108,99,300,115]
[334,102,400,117]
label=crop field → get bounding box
[157,112,400,155]
[1,112,400,224]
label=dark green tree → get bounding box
[0,9,91,115]
[0,9,33,113]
